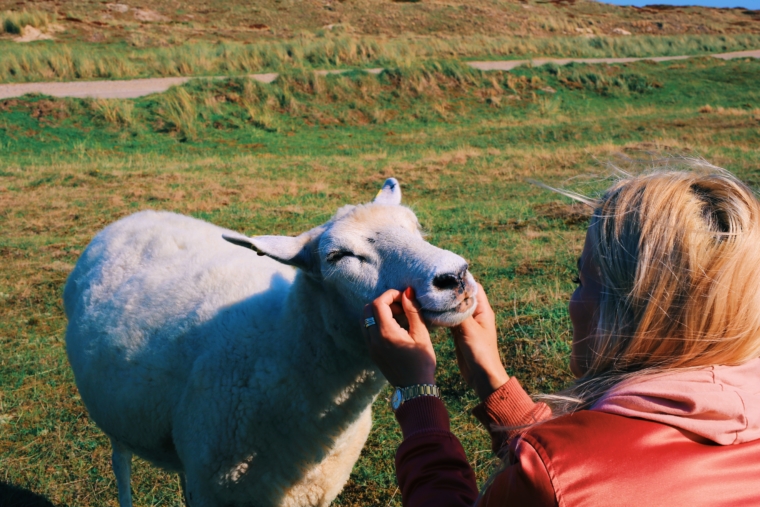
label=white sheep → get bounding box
[63,178,478,507]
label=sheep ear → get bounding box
[223,228,322,271]
[373,178,401,206]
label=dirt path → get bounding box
[468,49,760,71]
[0,50,758,101]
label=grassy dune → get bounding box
[1,57,760,505]
[2,33,760,84]
[1,0,759,84]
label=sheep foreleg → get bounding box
[111,439,133,507]
[180,473,190,507]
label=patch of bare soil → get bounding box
[13,25,53,42]
[106,3,129,13]
[476,202,590,232]
[538,0,579,6]
[533,202,591,226]
[29,99,69,121]
[0,99,19,111]
[515,258,555,275]
[479,217,535,232]
[134,9,170,22]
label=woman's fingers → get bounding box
[365,288,431,346]
[452,334,472,383]
[472,283,495,320]
[364,288,437,386]
[370,288,401,318]
[475,283,487,304]
[401,287,428,342]
[371,289,407,343]
[454,284,496,337]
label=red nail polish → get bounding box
[405,287,413,298]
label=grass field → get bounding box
[1,52,760,506]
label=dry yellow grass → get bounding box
[90,98,134,127]
[699,104,760,117]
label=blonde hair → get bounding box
[546,163,760,412]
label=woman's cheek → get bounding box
[568,287,583,333]
[569,287,595,378]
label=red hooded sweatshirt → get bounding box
[394,358,760,506]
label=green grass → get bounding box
[2,33,760,84]
[1,56,760,506]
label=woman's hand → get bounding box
[363,287,436,387]
[451,284,509,401]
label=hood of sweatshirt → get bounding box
[591,358,760,445]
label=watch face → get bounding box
[391,389,403,410]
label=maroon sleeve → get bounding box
[394,396,479,507]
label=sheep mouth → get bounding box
[420,289,477,327]
[422,295,475,316]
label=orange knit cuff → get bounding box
[472,377,551,434]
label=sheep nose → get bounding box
[432,265,468,290]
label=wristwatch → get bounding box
[390,384,441,412]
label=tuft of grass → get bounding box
[0,9,54,35]
[154,87,197,141]
[556,66,662,97]
[538,95,562,117]
[90,99,135,128]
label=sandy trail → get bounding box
[0,50,757,101]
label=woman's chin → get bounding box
[569,356,584,379]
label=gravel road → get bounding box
[0,50,757,101]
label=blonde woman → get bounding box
[363,167,760,506]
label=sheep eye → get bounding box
[326,250,354,263]
[326,250,369,264]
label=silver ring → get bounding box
[364,317,376,328]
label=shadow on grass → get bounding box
[0,481,58,507]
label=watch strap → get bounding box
[401,384,441,402]
[392,384,441,411]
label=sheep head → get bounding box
[223,178,478,328]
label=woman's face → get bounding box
[568,229,603,378]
